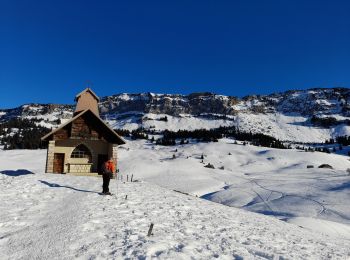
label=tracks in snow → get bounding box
[207,173,329,219]
[247,178,327,217]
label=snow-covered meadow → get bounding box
[118,139,350,237]
[1,140,350,259]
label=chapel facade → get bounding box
[41,88,125,176]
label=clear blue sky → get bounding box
[1,0,349,108]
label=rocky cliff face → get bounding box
[99,92,240,116]
[98,88,350,117]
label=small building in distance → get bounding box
[41,88,125,176]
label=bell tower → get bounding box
[74,88,100,117]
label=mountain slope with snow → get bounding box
[0,149,349,259]
[1,87,350,142]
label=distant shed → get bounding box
[41,88,125,176]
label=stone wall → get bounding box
[71,116,99,139]
[45,140,55,173]
[109,144,118,168]
[53,128,69,141]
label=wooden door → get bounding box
[97,154,108,175]
[53,153,65,173]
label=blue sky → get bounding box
[0,0,349,108]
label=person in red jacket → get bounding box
[101,157,115,195]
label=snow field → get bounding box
[1,140,350,259]
[0,171,349,259]
[118,139,350,239]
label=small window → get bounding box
[71,144,92,162]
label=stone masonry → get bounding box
[111,144,118,168]
[46,140,55,173]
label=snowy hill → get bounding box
[1,87,350,142]
[118,139,350,236]
[1,140,350,259]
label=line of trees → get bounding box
[0,118,50,149]
[115,126,287,149]
[336,135,350,146]
[115,128,149,140]
[310,116,350,127]
[157,127,287,148]
[324,135,350,147]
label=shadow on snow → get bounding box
[328,181,350,191]
[200,185,231,200]
[0,169,34,176]
[39,180,99,194]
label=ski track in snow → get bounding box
[246,179,327,218]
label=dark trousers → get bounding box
[102,174,111,193]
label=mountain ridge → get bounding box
[1,87,350,142]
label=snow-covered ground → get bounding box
[118,140,350,236]
[1,141,350,259]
